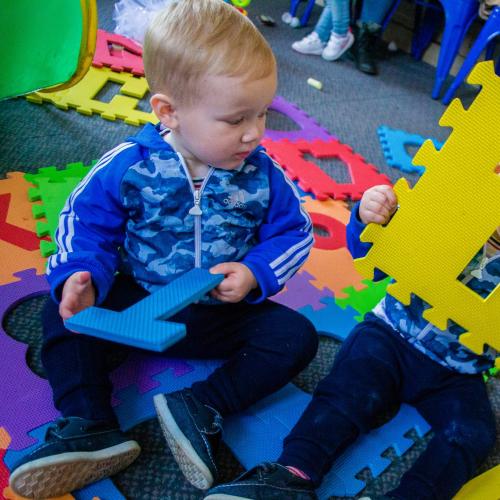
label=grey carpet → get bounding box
[0,0,497,498]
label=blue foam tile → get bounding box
[377,125,443,175]
[299,296,358,341]
[65,269,223,351]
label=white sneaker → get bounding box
[322,31,354,61]
[291,32,325,55]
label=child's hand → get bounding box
[209,262,257,303]
[359,185,398,225]
[59,271,96,320]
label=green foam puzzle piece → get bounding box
[26,162,94,257]
[336,277,391,322]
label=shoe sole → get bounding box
[154,393,214,490]
[292,46,323,55]
[322,33,355,61]
[9,440,140,498]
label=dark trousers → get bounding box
[41,274,318,422]
[278,316,496,500]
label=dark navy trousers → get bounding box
[278,315,496,500]
[41,274,318,422]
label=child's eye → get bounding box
[258,110,268,119]
[226,117,244,125]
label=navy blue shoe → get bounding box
[204,462,317,499]
[9,417,140,498]
[154,388,223,490]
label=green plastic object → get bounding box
[0,0,94,100]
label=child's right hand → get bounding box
[359,185,398,225]
[59,271,96,320]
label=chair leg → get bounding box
[299,0,317,27]
[442,7,500,104]
[432,0,477,99]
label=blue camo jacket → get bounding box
[47,123,313,305]
[347,203,498,374]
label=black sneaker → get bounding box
[154,388,223,490]
[204,462,317,499]
[9,417,140,499]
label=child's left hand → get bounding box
[209,262,257,303]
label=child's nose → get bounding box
[242,121,262,143]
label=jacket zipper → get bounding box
[178,157,213,267]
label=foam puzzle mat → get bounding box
[2,35,498,498]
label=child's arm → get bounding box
[347,185,397,280]
[209,262,257,303]
[59,271,96,320]
[234,155,314,303]
[46,150,134,306]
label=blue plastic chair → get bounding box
[442,6,500,104]
[429,0,478,99]
[376,0,479,100]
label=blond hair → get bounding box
[143,0,276,104]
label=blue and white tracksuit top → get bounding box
[47,123,313,305]
[347,204,498,374]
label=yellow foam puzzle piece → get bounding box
[453,464,500,500]
[27,66,156,126]
[354,61,500,359]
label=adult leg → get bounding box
[389,370,497,499]
[321,0,354,61]
[278,318,403,486]
[359,0,395,25]
[352,0,395,74]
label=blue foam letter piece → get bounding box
[65,269,223,351]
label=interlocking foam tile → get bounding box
[271,270,334,311]
[74,479,125,500]
[112,359,223,428]
[223,386,430,498]
[0,193,41,252]
[109,353,194,406]
[93,29,144,76]
[65,269,224,351]
[453,464,500,500]
[0,173,46,284]
[264,95,333,142]
[29,180,88,257]
[109,357,432,498]
[303,197,351,249]
[355,61,500,361]
[336,277,392,322]
[303,246,366,299]
[377,125,444,175]
[0,269,57,451]
[317,404,431,498]
[299,296,358,341]
[26,66,156,127]
[1,428,11,495]
[25,162,94,185]
[262,138,392,201]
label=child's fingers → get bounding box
[377,185,398,208]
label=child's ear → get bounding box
[150,93,178,129]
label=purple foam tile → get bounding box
[0,269,58,450]
[264,95,334,142]
[110,353,194,405]
[271,270,334,311]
